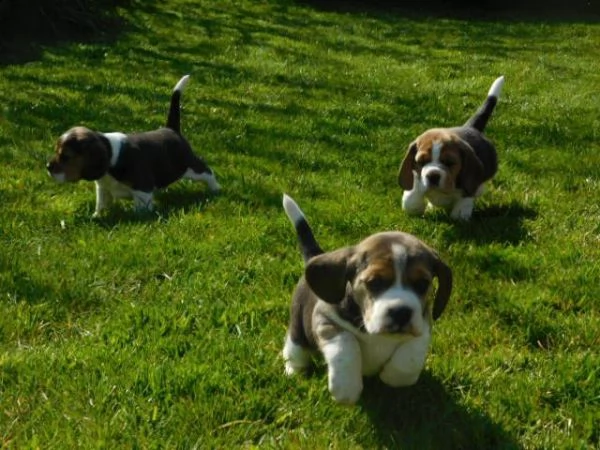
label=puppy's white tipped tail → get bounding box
[283,193,323,262]
[173,74,190,92]
[283,193,305,226]
[487,75,504,98]
[167,75,190,132]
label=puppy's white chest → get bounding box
[426,189,462,208]
[358,334,413,376]
[96,175,133,199]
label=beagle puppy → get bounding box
[398,76,504,220]
[47,75,220,217]
[282,194,452,404]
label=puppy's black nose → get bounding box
[426,172,441,186]
[389,306,413,328]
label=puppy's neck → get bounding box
[102,132,128,167]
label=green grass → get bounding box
[1,0,600,447]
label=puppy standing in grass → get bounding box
[398,76,504,220]
[47,75,220,217]
[282,194,452,404]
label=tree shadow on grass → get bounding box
[359,372,522,449]
[299,0,600,22]
[0,0,174,66]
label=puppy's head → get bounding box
[398,129,485,196]
[305,232,452,337]
[47,127,110,183]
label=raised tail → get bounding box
[283,194,324,264]
[463,76,504,133]
[166,74,190,134]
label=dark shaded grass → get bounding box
[300,0,600,21]
[0,0,162,65]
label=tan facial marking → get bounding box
[52,133,87,182]
[405,263,433,304]
[361,259,395,287]
[414,130,465,191]
[49,127,110,182]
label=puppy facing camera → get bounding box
[282,194,452,404]
[47,75,220,217]
[399,76,504,220]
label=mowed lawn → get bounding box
[1,0,599,447]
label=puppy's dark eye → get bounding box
[365,276,389,293]
[415,159,430,170]
[412,278,430,296]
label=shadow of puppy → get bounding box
[358,372,522,449]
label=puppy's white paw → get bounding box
[284,361,305,376]
[402,191,427,216]
[283,335,311,376]
[451,197,474,220]
[203,173,221,193]
[403,204,426,216]
[450,207,472,220]
[328,372,363,405]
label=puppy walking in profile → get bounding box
[398,76,504,220]
[47,75,220,217]
[282,194,452,404]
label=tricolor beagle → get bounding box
[398,76,504,220]
[282,194,452,404]
[47,75,220,217]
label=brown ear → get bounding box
[457,140,485,196]
[81,136,110,181]
[432,257,452,320]
[398,142,417,190]
[305,247,356,304]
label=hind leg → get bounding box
[283,333,312,376]
[132,190,154,212]
[184,156,221,192]
[184,168,220,192]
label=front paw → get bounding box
[450,204,473,220]
[134,204,154,213]
[402,193,426,216]
[328,372,363,405]
[284,361,305,376]
[403,204,426,216]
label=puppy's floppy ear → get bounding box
[432,256,452,320]
[398,142,418,190]
[80,135,111,181]
[305,246,356,304]
[457,140,485,196]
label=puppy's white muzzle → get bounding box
[421,164,446,190]
[365,286,424,337]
